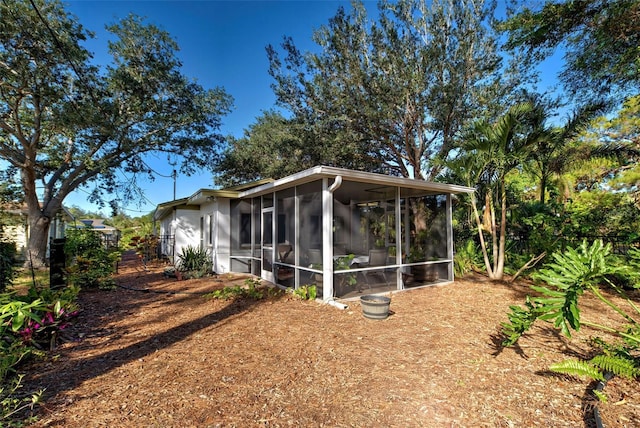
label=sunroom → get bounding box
[227,166,473,301]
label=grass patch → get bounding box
[11,269,49,294]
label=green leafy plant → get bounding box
[454,240,481,278]
[0,285,79,380]
[204,278,273,301]
[333,255,357,287]
[0,240,17,293]
[65,228,120,289]
[501,240,640,384]
[0,374,42,426]
[176,246,213,279]
[293,285,317,300]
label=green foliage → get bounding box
[129,235,160,263]
[449,101,545,280]
[550,351,640,385]
[589,354,640,379]
[292,285,317,300]
[502,240,617,343]
[501,296,545,347]
[65,229,120,289]
[204,278,275,301]
[0,283,78,428]
[453,240,481,277]
[0,0,231,266]
[215,111,313,185]
[0,374,42,427]
[252,0,506,183]
[564,191,640,237]
[501,240,640,384]
[176,246,213,279]
[0,240,17,292]
[110,212,154,248]
[502,0,640,101]
[592,388,607,403]
[333,255,357,287]
[549,359,606,382]
[0,285,79,379]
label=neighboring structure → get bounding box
[154,166,474,301]
[74,219,120,248]
[0,203,74,261]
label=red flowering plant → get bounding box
[16,300,79,350]
[1,284,80,381]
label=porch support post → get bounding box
[294,186,300,289]
[446,193,454,281]
[321,178,334,300]
[395,186,403,289]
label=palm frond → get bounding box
[590,354,640,379]
[549,359,605,381]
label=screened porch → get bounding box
[226,167,471,301]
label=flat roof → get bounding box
[154,166,475,214]
[238,166,475,198]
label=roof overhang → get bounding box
[153,197,199,221]
[153,166,474,213]
[187,189,241,205]
[238,166,475,198]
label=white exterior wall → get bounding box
[171,208,201,262]
[2,224,27,260]
[212,198,231,274]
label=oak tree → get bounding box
[0,0,232,266]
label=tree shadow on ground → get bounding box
[24,284,281,405]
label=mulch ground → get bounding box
[22,251,640,427]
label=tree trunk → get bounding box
[488,192,499,278]
[26,210,51,269]
[470,194,494,278]
[539,173,547,204]
[495,180,508,280]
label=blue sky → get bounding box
[61,0,562,216]
[63,0,359,215]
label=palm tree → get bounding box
[450,102,543,280]
[526,103,606,204]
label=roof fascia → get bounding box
[238,165,475,198]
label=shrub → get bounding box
[292,285,317,300]
[453,240,481,278]
[0,240,17,293]
[65,229,120,289]
[176,246,212,279]
[501,240,640,388]
[0,285,79,381]
[0,283,79,425]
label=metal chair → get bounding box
[363,248,390,287]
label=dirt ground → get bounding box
[23,251,639,427]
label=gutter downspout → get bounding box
[323,176,348,309]
[328,175,342,193]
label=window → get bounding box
[208,214,214,246]
[240,213,251,245]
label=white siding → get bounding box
[2,224,27,260]
[214,198,231,273]
[172,209,200,262]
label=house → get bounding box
[74,218,120,248]
[0,203,74,261]
[154,166,474,301]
